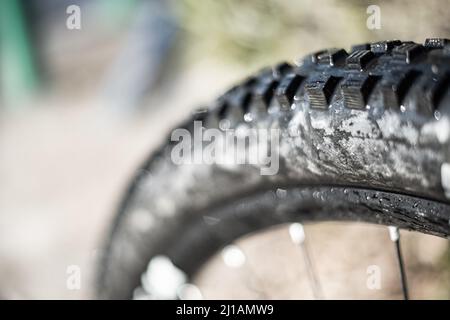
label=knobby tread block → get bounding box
[350,43,370,52]
[216,98,230,120]
[370,40,402,54]
[315,48,348,66]
[341,75,380,109]
[275,73,305,107]
[188,40,450,128]
[381,70,422,108]
[229,88,252,109]
[424,38,450,49]
[305,75,341,109]
[272,62,293,79]
[392,43,425,63]
[346,50,375,70]
[252,78,280,109]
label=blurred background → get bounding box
[0,0,449,299]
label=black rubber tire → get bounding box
[98,39,450,299]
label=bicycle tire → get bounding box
[98,39,450,299]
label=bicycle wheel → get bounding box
[97,39,450,299]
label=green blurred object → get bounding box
[98,0,139,26]
[0,0,39,108]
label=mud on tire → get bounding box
[98,39,450,299]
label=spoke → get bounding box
[388,226,409,300]
[289,223,324,299]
